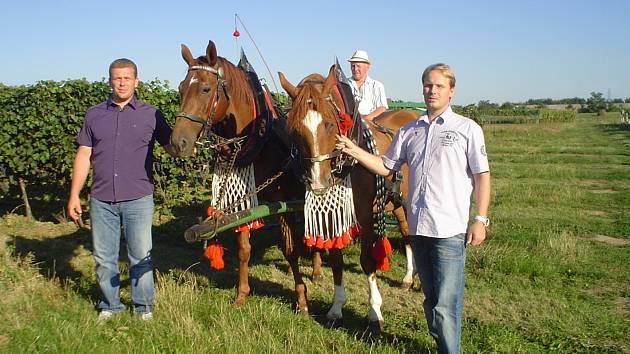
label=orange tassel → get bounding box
[206,205,215,217]
[204,240,225,270]
[372,236,393,272]
[378,257,390,271]
[315,236,324,249]
[304,235,315,247]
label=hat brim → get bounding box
[348,58,370,64]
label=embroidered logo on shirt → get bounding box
[481,145,487,156]
[439,130,459,147]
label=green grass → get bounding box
[1,113,629,353]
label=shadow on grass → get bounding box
[7,203,430,352]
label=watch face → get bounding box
[475,216,489,226]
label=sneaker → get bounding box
[138,311,153,321]
[97,310,115,321]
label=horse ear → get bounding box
[278,72,298,99]
[322,65,337,96]
[206,40,218,66]
[181,44,194,66]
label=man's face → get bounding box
[109,66,138,102]
[422,70,454,113]
[350,62,369,82]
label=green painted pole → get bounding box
[184,200,304,243]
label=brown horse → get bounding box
[279,66,420,332]
[169,40,318,313]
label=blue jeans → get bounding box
[411,233,466,354]
[90,195,155,314]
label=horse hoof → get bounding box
[294,305,309,316]
[311,274,323,283]
[368,320,384,335]
[234,297,246,307]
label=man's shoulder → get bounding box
[87,100,109,112]
[446,109,479,127]
[84,100,110,120]
[134,99,160,113]
[400,116,421,132]
[365,76,384,87]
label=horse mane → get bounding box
[287,74,337,135]
[195,55,255,108]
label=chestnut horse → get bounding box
[279,66,420,332]
[169,40,318,313]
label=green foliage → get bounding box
[0,80,213,215]
[0,113,629,352]
[539,109,577,122]
[586,91,606,113]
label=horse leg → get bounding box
[311,250,323,282]
[393,206,415,290]
[326,247,346,323]
[234,230,251,306]
[278,214,308,315]
[361,234,384,334]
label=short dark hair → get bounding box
[109,58,137,78]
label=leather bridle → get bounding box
[175,64,229,141]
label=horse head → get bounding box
[170,40,254,157]
[279,65,345,194]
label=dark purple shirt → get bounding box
[76,96,171,202]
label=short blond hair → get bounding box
[422,63,455,88]
[109,58,138,78]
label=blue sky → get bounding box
[1,0,628,105]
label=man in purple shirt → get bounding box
[67,58,173,321]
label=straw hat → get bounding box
[347,50,370,64]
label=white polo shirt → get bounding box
[382,107,489,237]
[347,76,388,116]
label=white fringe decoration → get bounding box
[304,174,357,239]
[211,162,258,213]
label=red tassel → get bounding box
[372,236,393,272]
[304,235,315,247]
[378,257,390,271]
[206,205,215,218]
[315,236,324,249]
[204,240,225,270]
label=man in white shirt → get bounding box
[336,63,491,354]
[347,50,388,121]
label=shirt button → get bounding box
[114,173,118,177]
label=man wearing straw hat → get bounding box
[347,49,388,121]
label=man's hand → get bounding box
[335,134,358,157]
[466,221,486,246]
[67,195,83,222]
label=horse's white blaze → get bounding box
[367,273,383,322]
[304,110,323,188]
[188,77,198,87]
[326,284,346,320]
[402,244,416,285]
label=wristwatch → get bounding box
[474,215,490,227]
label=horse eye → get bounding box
[201,86,211,94]
[324,121,334,132]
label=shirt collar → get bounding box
[107,95,138,110]
[419,106,453,125]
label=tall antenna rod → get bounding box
[235,13,279,94]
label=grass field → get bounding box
[1,113,628,353]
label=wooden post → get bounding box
[17,177,33,219]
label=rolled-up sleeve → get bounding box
[382,129,406,171]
